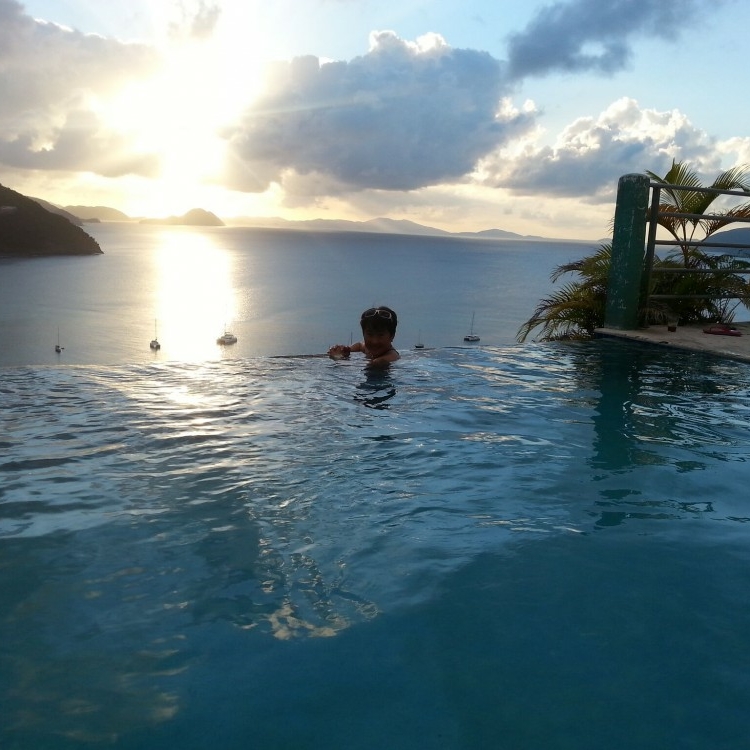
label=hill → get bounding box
[224,214,550,240]
[139,208,225,226]
[30,198,84,226]
[708,227,750,251]
[0,184,102,257]
[28,198,582,241]
[65,205,130,222]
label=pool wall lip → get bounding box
[595,322,750,363]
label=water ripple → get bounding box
[2,345,750,635]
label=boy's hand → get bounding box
[328,345,351,360]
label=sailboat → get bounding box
[55,327,64,353]
[216,325,237,345]
[414,330,425,349]
[464,313,480,342]
[149,319,161,350]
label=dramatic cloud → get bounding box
[0,0,741,237]
[222,31,536,194]
[0,110,159,177]
[506,0,711,79]
[0,0,159,175]
[483,98,719,200]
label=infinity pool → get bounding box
[1,341,749,749]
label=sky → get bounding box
[1,0,748,240]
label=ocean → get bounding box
[0,223,594,366]
[2,224,750,749]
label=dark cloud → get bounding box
[506,0,707,79]
[0,0,159,175]
[223,31,536,194]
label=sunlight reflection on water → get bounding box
[153,231,241,361]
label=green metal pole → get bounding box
[604,173,650,330]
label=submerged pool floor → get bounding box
[1,341,749,749]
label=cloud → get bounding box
[718,137,750,170]
[483,98,719,200]
[506,0,708,79]
[0,0,159,175]
[0,110,159,177]
[222,31,536,195]
[169,0,222,40]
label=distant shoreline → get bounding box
[56,200,596,242]
[80,216,599,245]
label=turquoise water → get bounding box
[2,340,750,748]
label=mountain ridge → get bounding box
[62,204,554,240]
[709,227,750,248]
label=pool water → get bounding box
[1,340,749,749]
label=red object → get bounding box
[703,325,742,337]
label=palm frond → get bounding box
[519,161,750,343]
[710,166,750,193]
[700,203,750,237]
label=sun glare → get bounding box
[152,231,239,360]
[98,24,270,216]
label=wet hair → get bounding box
[360,306,398,337]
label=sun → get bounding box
[97,26,270,216]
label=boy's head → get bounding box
[360,306,398,338]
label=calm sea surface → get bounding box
[2,225,750,749]
[0,223,594,365]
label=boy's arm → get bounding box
[327,342,364,359]
[368,349,400,367]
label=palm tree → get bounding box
[645,160,750,323]
[516,244,611,342]
[645,161,750,265]
[648,250,750,326]
[517,160,750,342]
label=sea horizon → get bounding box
[0,222,598,368]
[51,198,603,243]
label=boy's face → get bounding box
[362,324,394,358]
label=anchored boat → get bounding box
[150,319,161,350]
[464,313,480,342]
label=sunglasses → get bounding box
[361,307,394,321]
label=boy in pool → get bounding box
[328,306,400,366]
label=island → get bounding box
[0,184,102,257]
[139,208,224,227]
[59,202,562,240]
